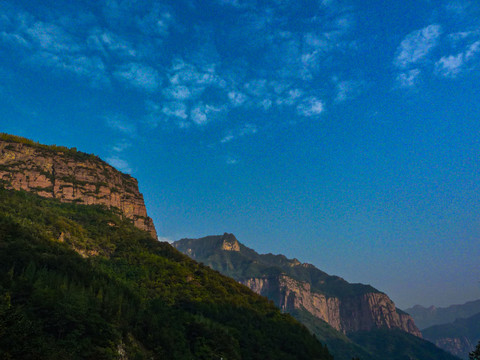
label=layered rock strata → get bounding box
[242,274,421,336]
[0,136,156,238]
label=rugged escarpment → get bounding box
[173,233,421,337]
[0,134,156,238]
[242,274,421,336]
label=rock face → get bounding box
[0,135,156,238]
[221,233,240,251]
[433,337,473,359]
[242,274,421,336]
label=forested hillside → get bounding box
[0,187,332,359]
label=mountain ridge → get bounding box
[405,299,480,329]
[174,232,420,336]
[172,233,467,360]
[421,312,480,359]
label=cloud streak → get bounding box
[114,62,160,91]
[395,25,442,69]
[435,40,480,78]
[106,156,132,174]
[297,97,325,117]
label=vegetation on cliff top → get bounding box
[0,133,134,183]
[0,133,100,162]
[0,187,332,359]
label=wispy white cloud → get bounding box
[466,40,480,59]
[220,134,235,143]
[114,62,160,91]
[228,90,247,106]
[106,156,132,174]
[102,0,174,38]
[447,30,480,44]
[168,59,226,89]
[334,79,365,103]
[154,59,232,127]
[112,140,132,152]
[243,79,266,96]
[445,1,475,17]
[297,97,325,117]
[221,123,257,143]
[226,156,239,165]
[0,31,28,46]
[26,21,81,53]
[394,25,442,69]
[162,102,188,120]
[276,88,303,106]
[191,103,225,126]
[0,9,110,86]
[163,85,192,100]
[135,5,173,37]
[105,114,137,135]
[396,69,421,88]
[87,30,137,58]
[435,40,480,78]
[435,54,464,77]
[29,51,108,86]
[2,0,360,133]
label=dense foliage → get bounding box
[348,329,461,360]
[0,188,332,360]
[289,309,375,360]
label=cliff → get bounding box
[0,134,156,238]
[242,274,421,336]
[173,233,421,337]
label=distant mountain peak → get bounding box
[290,258,301,266]
[220,232,240,251]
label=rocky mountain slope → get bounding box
[174,233,420,336]
[0,133,156,238]
[173,233,461,360]
[405,299,480,329]
[421,312,480,359]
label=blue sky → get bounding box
[1,0,479,309]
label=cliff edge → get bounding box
[0,134,156,238]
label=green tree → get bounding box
[470,341,480,360]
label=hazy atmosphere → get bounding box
[1,0,479,309]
